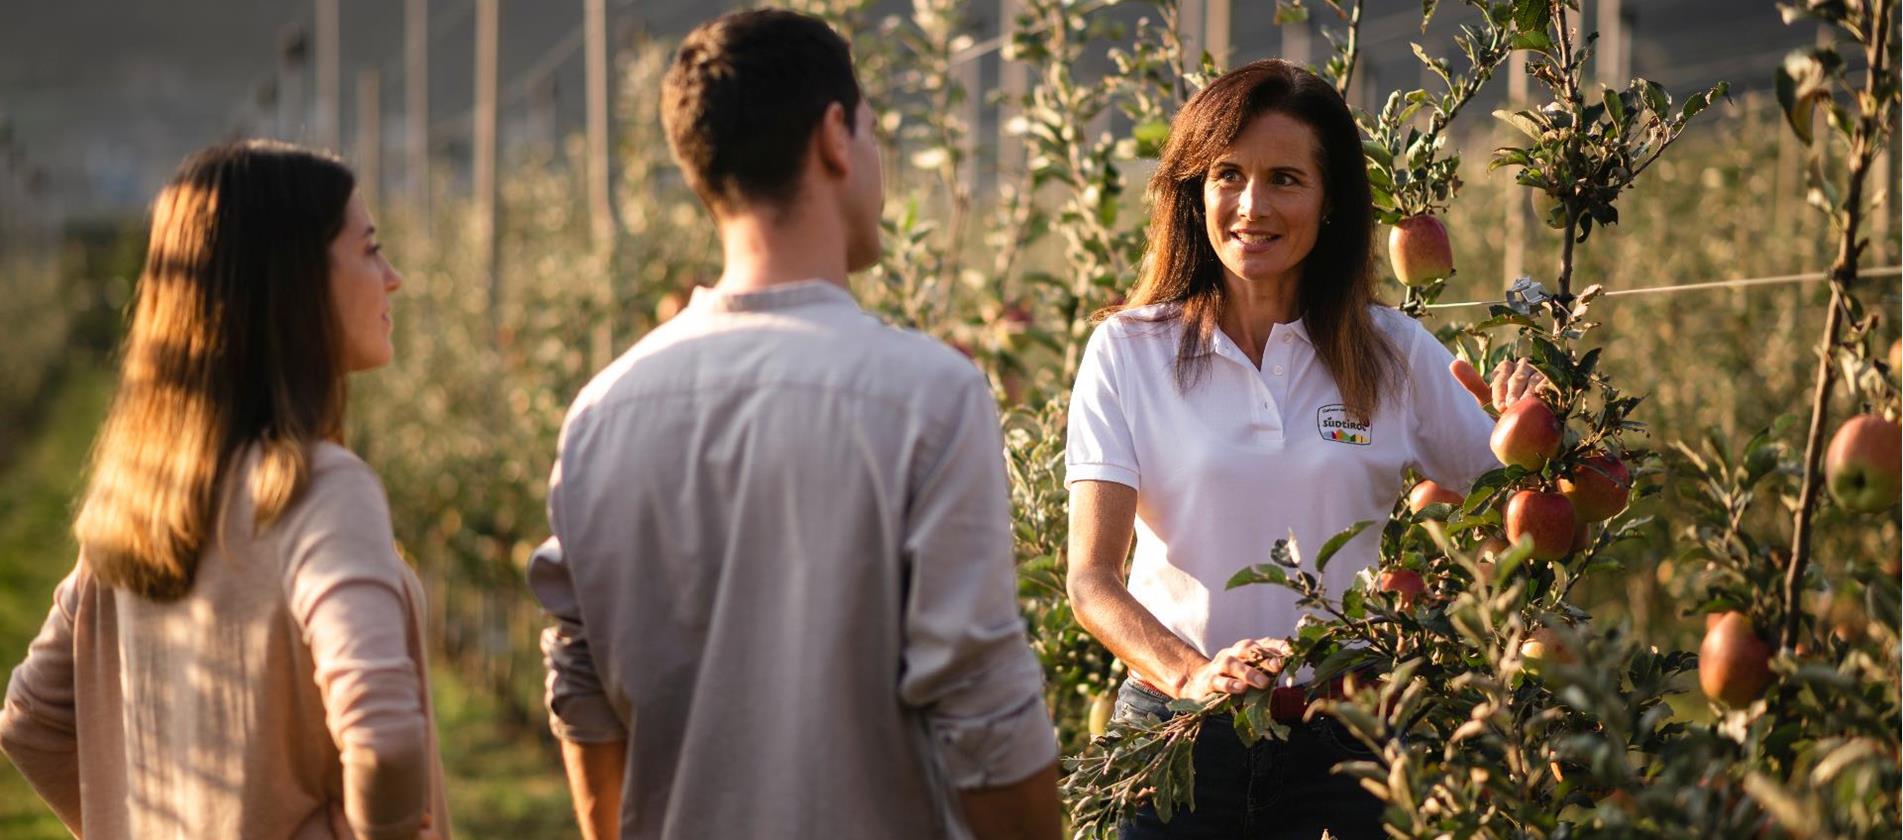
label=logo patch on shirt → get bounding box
[1317,404,1371,445]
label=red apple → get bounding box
[1824,414,1901,512]
[1388,214,1455,287]
[1505,489,1576,562]
[1699,612,1773,707]
[1379,568,1426,610]
[1520,626,1575,676]
[1570,518,1592,553]
[1408,480,1464,515]
[1559,453,1630,522]
[1491,397,1564,471]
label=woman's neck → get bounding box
[1216,269,1301,367]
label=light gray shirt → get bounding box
[529,280,1055,840]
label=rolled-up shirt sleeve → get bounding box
[527,535,626,744]
[1066,322,1140,490]
[1402,320,1501,493]
[0,566,84,833]
[898,370,1057,789]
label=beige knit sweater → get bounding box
[1,443,451,839]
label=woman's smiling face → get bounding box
[1202,110,1328,289]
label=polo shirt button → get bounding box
[1272,365,1285,376]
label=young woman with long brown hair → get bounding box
[0,140,449,839]
[1064,60,1543,839]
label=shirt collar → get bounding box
[1207,316,1313,364]
[688,279,860,314]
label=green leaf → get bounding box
[1512,0,1551,32]
[1492,535,1536,582]
[1494,109,1545,140]
[1602,86,1627,133]
[1227,563,1290,590]
[1776,49,1838,145]
[1420,0,1440,29]
[1510,29,1555,53]
[1315,520,1376,573]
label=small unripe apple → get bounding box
[1388,214,1455,287]
[1699,612,1773,707]
[1378,568,1426,610]
[1087,691,1115,737]
[1559,453,1631,522]
[1824,414,1901,512]
[1531,189,1567,229]
[1827,591,1867,644]
[1408,480,1464,515]
[1505,490,1576,561]
[1491,397,1564,471]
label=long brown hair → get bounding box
[74,140,356,601]
[1107,59,1397,421]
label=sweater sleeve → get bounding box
[284,454,430,840]
[0,566,85,834]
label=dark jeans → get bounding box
[1113,678,1386,840]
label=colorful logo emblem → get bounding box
[1317,404,1371,446]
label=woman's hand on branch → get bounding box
[1177,637,1291,700]
[1451,358,1549,414]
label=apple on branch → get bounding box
[1824,414,1901,512]
[1378,568,1426,610]
[1408,479,1464,515]
[1506,489,1576,562]
[1699,612,1773,708]
[1559,452,1631,522]
[1491,397,1564,471]
[1389,214,1454,287]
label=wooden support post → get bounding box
[1282,17,1311,69]
[407,0,430,218]
[997,0,1028,180]
[585,0,615,248]
[356,68,382,211]
[1503,51,1528,288]
[278,26,308,140]
[1205,0,1232,69]
[1179,0,1206,65]
[475,0,501,340]
[1595,0,1624,86]
[585,0,616,368]
[315,0,341,151]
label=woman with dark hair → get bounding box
[1065,60,1541,839]
[0,140,448,839]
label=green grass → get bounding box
[0,366,574,836]
[0,364,110,839]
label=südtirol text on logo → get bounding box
[1316,404,1371,446]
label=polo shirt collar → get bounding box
[688,279,860,314]
[1208,316,1313,366]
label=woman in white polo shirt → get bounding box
[1065,59,1542,840]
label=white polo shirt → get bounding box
[1065,303,1498,657]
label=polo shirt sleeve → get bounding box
[1066,321,1141,489]
[1402,319,1501,493]
[533,450,628,745]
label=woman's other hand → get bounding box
[1178,637,1292,699]
[1450,357,1548,414]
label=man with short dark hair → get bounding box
[528,9,1061,840]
